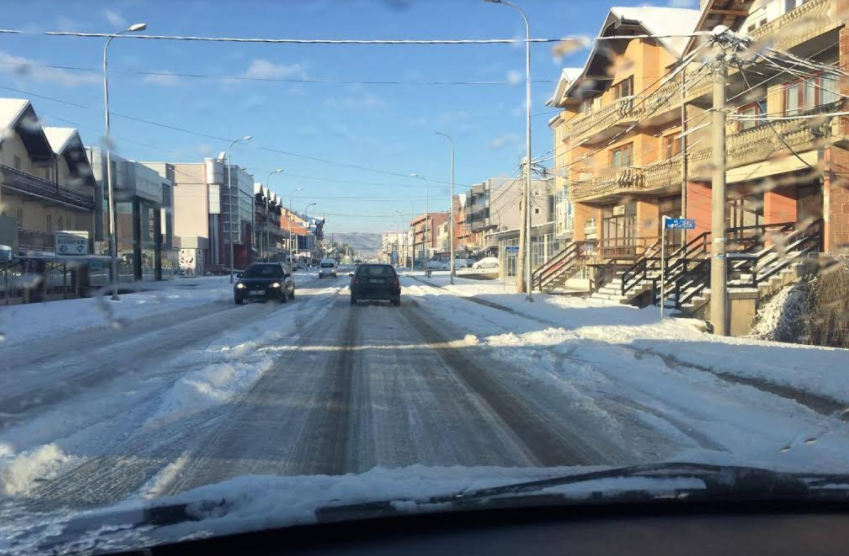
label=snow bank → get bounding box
[0,444,78,497]
[0,277,233,347]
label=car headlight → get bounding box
[270,282,281,288]
[236,283,246,289]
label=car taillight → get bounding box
[392,279,399,286]
[353,278,360,285]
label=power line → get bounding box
[0,81,465,187]
[0,59,556,87]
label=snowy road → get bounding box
[3,271,849,512]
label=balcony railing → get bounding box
[572,167,645,201]
[0,164,95,212]
[571,105,841,203]
[568,96,637,143]
[749,0,835,53]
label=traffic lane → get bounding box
[24,283,346,508]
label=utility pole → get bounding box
[710,44,728,336]
[517,157,528,294]
[436,132,455,285]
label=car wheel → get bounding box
[392,297,401,307]
[280,289,289,303]
[319,275,323,279]
[235,297,243,305]
[290,287,296,300]
[350,296,357,306]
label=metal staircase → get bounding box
[531,240,596,292]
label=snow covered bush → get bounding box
[751,282,807,342]
[800,257,849,348]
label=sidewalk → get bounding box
[405,274,849,410]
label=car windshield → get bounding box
[243,265,284,278]
[2,1,848,554]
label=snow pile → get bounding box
[0,444,78,497]
[750,283,807,342]
[0,277,233,347]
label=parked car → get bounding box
[454,259,472,269]
[427,259,449,270]
[318,258,338,279]
[472,257,500,270]
[350,263,401,307]
[234,262,295,304]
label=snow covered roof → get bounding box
[608,6,701,57]
[0,98,30,130]
[546,68,583,107]
[554,7,700,105]
[0,97,54,161]
[42,126,79,156]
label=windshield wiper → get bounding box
[314,462,849,523]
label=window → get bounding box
[663,134,681,159]
[243,264,284,278]
[45,168,53,182]
[610,143,634,168]
[737,101,766,131]
[57,216,64,231]
[784,74,839,115]
[46,214,52,233]
[15,208,23,226]
[785,0,796,13]
[612,76,633,100]
[13,155,21,170]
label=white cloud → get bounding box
[195,143,213,156]
[55,15,80,32]
[0,51,99,87]
[667,0,697,6]
[506,70,522,85]
[488,133,520,150]
[102,9,127,28]
[143,71,184,87]
[240,59,308,80]
[325,84,387,110]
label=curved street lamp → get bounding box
[103,22,147,300]
[264,168,283,259]
[288,187,304,266]
[435,132,455,285]
[484,0,533,300]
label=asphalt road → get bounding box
[20,272,625,509]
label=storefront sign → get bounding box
[612,205,626,216]
[55,231,89,256]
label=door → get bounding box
[602,203,637,258]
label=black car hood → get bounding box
[237,278,280,286]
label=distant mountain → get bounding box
[329,232,382,256]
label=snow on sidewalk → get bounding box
[409,275,849,407]
[0,277,234,348]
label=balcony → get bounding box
[644,157,684,191]
[572,167,645,202]
[568,96,637,144]
[749,0,837,53]
[0,164,95,212]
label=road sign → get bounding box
[505,245,520,254]
[664,218,696,230]
[55,231,89,256]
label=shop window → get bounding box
[610,143,634,168]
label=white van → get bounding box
[318,258,338,279]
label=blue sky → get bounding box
[0,0,695,233]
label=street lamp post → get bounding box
[103,22,147,301]
[226,136,252,283]
[265,168,283,259]
[304,202,317,262]
[411,173,430,271]
[485,0,533,301]
[435,132,455,285]
[288,187,303,267]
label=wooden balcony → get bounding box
[0,164,95,212]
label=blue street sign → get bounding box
[664,218,696,230]
[505,246,520,253]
